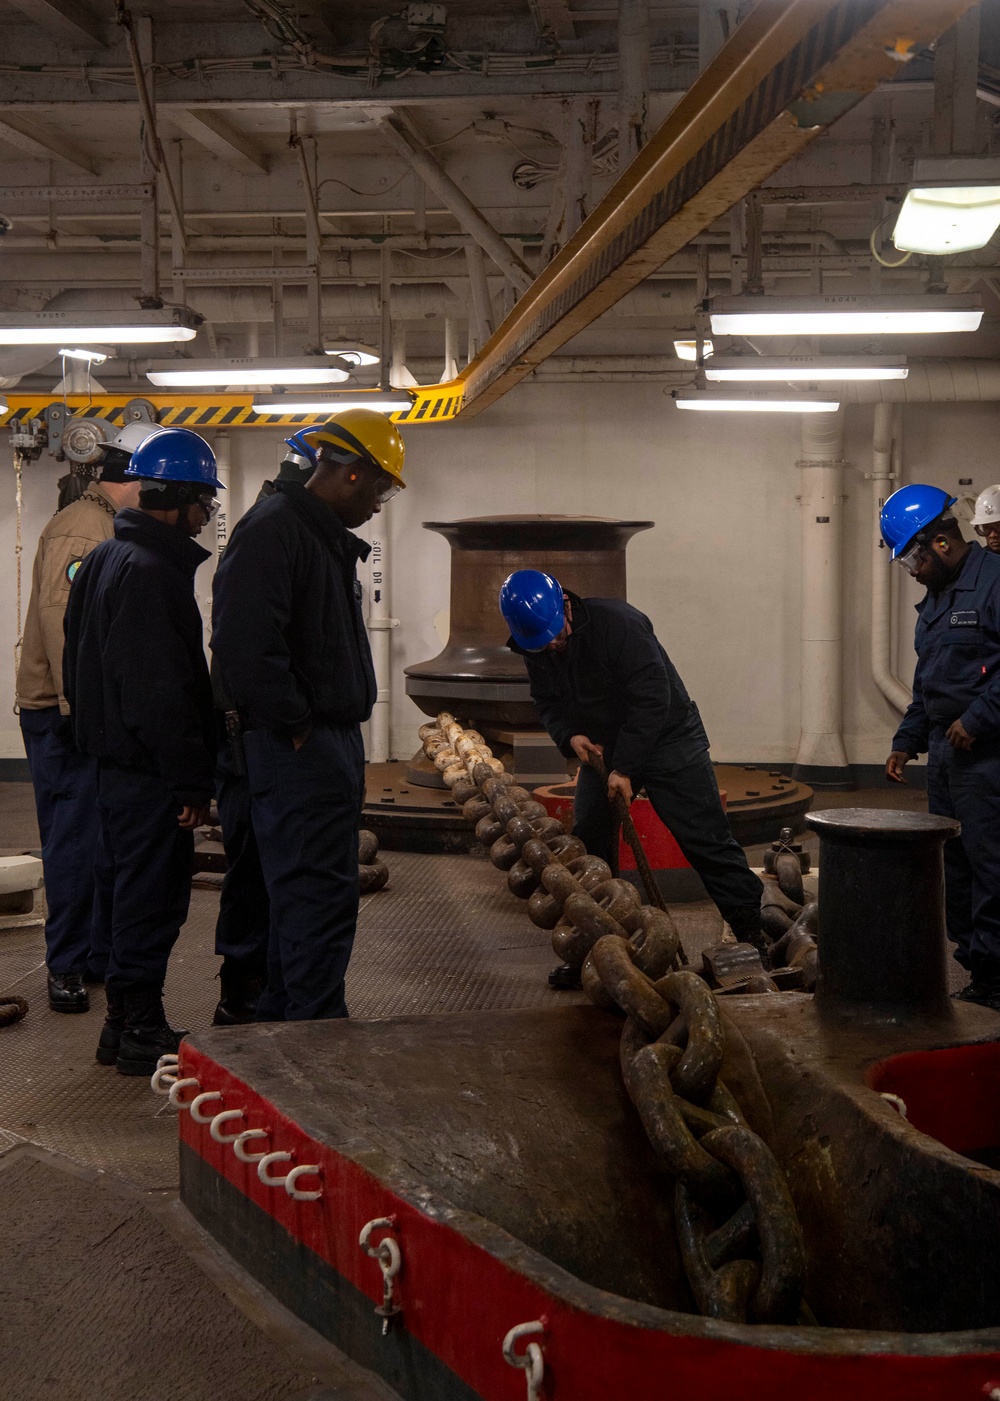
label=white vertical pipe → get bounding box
[794,409,851,782]
[367,529,392,763]
[465,243,494,353]
[214,430,231,559]
[870,403,911,712]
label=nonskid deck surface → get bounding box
[0,778,947,1192]
[0,1147,349,1401]
[0,779,965,1401]
[0,850,583,1188]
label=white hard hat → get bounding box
[971,485,1000,527]
[110,420,163,454]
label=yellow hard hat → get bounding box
[307,408,406,490]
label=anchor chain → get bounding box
[418,716,686,987]
[759,828,818,992]
[422,712,807,1326]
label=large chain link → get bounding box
[421,713,807,1326]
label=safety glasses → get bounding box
[372,469,401,505]
[894,539,927,572]
[198,494,220,523]
[975,523,1000,538]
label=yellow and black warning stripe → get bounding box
[0,383,466,430]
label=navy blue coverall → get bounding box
[514,593,763,938]
[212,700,269,978]
[211,482,374,1022]
[893,543,1000,978]
[63,511,215,1013]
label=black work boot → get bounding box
[952,959,1000,1012]
[213,957,265,1027]
[116,986,187,1077]
[728,908,772,967]
[47,970,89,1014]
[95,987,126,1066]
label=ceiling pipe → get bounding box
[0,287,154,388]
[842,363,1000,402]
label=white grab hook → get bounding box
[209,1109,245,1144]
[284,1163,323,1201]
[233,1127,271,1163]
[168,1077,200,1109]
[502,1320,545,1401]
[880,1091,908,1119]
[257,1150,293,1187]
[190,1090,224,1124]
[359,1217,402,1335]
[150,1057,180,1096]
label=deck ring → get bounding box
[190,1090,224,1124]
[257,1150,293,1187]
[168,1077,200,1109]
[209,1109,245,1143]
[285,1164,323,1201]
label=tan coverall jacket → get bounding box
[15,485,118,715]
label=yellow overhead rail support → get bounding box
[0,383,466,430]
[456,0,981,418]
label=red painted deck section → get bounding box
[177,1042,1000,1400]
[867,1043,1000,1160]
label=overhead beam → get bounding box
[375,113,534,294]
[0,114,97,175]
[167,109,269,176]
[5,0,104,48]
[0,62,700,107]
[457,0,983,417]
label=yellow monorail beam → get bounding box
[457,0,981,417]
[0,383,466,431]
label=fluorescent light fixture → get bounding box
[58,346,110,364]
[710,294,983,336]
[147,356,350,388]
[251,392,413,415]
[892,156,1000,255]
[0,307,199,345]
[675,391,840,413]
[673,338,713,361]
[706,355,908,382]
[325,344,380,367]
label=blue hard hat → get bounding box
[126,427,223,489]
[879,484,957,559]
[283,431,318,469]
[499,569,565,652]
